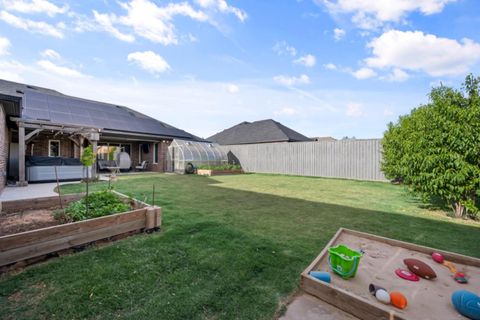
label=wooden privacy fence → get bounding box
[0,193,161,268]
[222,139,387,181]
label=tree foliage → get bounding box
[382,74,480,219]
[80,145,97,215]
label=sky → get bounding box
[0,0,479,139]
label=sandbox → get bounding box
[301,228,480,320]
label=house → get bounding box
[207,119,311,145]
[0,79,201,191]
[311,136,337,142]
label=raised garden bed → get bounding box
[301,228,480,320]
[0,191,161,270]
[197,169,243,176]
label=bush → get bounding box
[53,191,131,223]
[196,164,242,170]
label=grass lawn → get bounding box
[1,173,479,319]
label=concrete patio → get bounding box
[0,181,79,201]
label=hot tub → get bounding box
[26,156,91,182]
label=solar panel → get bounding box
[22,89,196,139]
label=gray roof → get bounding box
[208,119,311,145]
[0,79,200,140]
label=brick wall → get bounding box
[27,134,75,158]
[150,140,171,172]
[0,104,7,193]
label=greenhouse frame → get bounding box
[167,139,228,173]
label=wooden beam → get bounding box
[25,128,43,143]
[17,123,27,186]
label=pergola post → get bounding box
[88,133,100,180]
[17,122,27,186]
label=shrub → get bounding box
[382,74,480,219]
[53,191,130,223]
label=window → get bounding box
[153,143,159,164]
[49,140,60,157]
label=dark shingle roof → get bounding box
[0,79,200,140]
[207,119,311,145]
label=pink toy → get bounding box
[432,252,444,264]
[395,268,420,281]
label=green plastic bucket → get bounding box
[328,244,363,279]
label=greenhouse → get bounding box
[167,139,228,173]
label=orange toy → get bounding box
[390,292,408,309]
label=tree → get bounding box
[382,74,480,219]
[80,145,97,216]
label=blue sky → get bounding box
[0,0,479,139]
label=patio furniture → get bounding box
[106,166,121,179]
[117,152,132,171]
[98,159,118,171]
[135,161,148,171]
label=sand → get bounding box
[312,232,480,320]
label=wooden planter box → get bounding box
[0,191,161,269]
[197,169,243,176]
[301,228,480,320]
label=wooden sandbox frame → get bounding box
[301,228,480,320]
[0,191,161,269]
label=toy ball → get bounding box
[451,290,480,320]
[369,283,386,296]
[375,289,391,304]
[309,271,331,283]
[395,268,419,281]
[404,258,437,280]
[390,292,408,310]
[431,252,444,264]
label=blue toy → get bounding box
[451,290,480,320]
[309,271,331,283]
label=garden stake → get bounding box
[54,165,63,209]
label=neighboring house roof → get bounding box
[311,136,337,142]
[208,119,311,145]
[0,79,200,140]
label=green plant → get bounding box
[196,164,242,170]
[382,74,480,219]
[80,145,97,216]
[53,190,130,223]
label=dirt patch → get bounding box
[0,209,60,236]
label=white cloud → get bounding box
[333,27,345,40]
[320,0,456,30]
[365,30,480,76]
[0,10,64,38]
[2,0,68,17]
[352,67,377,79]
[294,54,316,67]
[40,48,61,60]
[224,83,239,93]
[386,68,409,82]
[127,51,171,74]
[93,0,208,45]
[93,10,135,42]
[37,59,85,77]
[324,63,337,70]
[345,102,365,117]
[274,107,298,116]
[0,59,25,81]
[273,41,297,57]
[0,36,10,56]
[273,74,310,86]
[195,0,247,22]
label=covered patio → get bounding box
[0,79,203,190]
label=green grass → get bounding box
[1,173,479,319]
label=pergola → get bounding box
[11,117,102,186]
